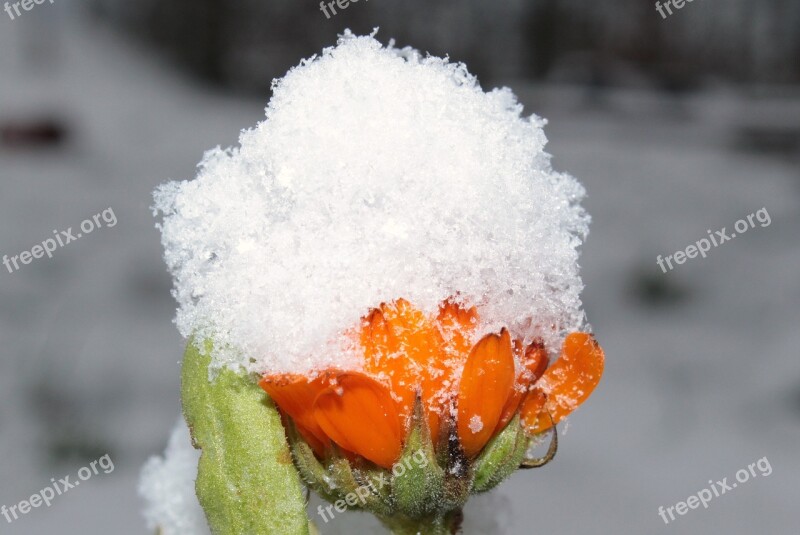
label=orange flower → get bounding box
[260,299,604,469]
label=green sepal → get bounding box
[471,414,529,493]
[284,418,343,504]
[286,424,395,516]
[181,339,309,535]
[326,447,362,498]
[325,447,395,516]
[392,397,445,517]
[349,463,395,516]
[378,509,464,535]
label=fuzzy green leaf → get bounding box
[181,340,310,535]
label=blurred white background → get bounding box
[1,2,798,533]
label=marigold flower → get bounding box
[150,32,602,535]
[259,298,604,531]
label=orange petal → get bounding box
[437,299,479,362]
[259,373,331,447]
[360,302,419,412]
[522,339,549,386]
[494,383,526,435]
[496,338,550,433]
[313,372,403,468]
[456,329,516,458]
[520,389,549,434]
[432,300,479,440]
[523,333,605,434]
[383,299,446,386]
[361,300,448,443]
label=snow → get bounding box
[153,31,590,377]
[468,415,484,434]
[139,420,209,535]
[0,9,798,535]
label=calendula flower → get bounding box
[260,298,603,532]
[147,31,603,535]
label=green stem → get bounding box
[379,510,463,535]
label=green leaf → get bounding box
[181,340,310,535]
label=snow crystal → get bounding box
[154,31,590,376]
[139,419,209,535]
[468,414,484,434]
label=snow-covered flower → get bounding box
[147,29,605,535]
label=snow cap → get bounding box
[154,31,590,376]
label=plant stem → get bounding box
[380,510,463,535]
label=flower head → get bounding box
[152,32,602,534]
[260,298,604,526]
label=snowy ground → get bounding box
[1,10,799,535]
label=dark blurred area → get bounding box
[86,0,800,92]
